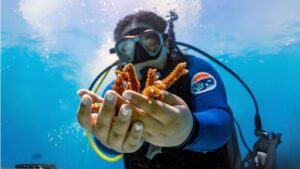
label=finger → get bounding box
[159,90,186,106]
[122,90,177,123]
[77,89,104,103]
[131,109,164,134]
[94,90,117,143]
[77,94,93,131]
[108,104,132,151]
[123,122,144,153]
[109,91,165,131]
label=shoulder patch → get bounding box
[191,72,217,94]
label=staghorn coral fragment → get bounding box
[142,86,165,103]
[145,68,158,88]
[142,62,188,102]
[115,70,129,81]
[112,71,125,95]
[112,62,188,103]
[153,80,166,90]
[161,62,188,90]
[91,102,101,113]
[122,63,140,92]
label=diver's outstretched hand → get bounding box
[76,89,144,153]
[122,90,193,147]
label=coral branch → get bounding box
[145,68,158,88]
[142,86,165,102]
[161,62,188,90]
[123,63,140,92]
[91,102,101,113]
[112,71,125,95]
[112,62,188,103]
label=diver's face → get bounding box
[118,23,169,79]
[117,29,164,63]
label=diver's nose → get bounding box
[134,43,150,64]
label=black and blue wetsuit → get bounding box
[95,55,234,169]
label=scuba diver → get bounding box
[76,10,281,169]
[77,10,236,169]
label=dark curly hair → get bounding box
[114,11,167,41]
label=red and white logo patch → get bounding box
[191,72,217,94]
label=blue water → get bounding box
[1,45,124,168]
[2,0,300,169]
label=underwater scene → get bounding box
[2,0,300,169]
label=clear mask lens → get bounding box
[115,30,163,63]
[140,31,162,55]
[116,39,135,62]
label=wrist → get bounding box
[175,113,198,149]
[175,111,194,147]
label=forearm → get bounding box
[183,108,234,152]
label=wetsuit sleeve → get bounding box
[93,81,120,155]
[180,56,234,152]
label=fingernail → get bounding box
[123,92,132,100]
[106,93,116,103]
[121,106,132,117]
[77,90,83,96]
[135,123,143,131]
[81,97,90,107]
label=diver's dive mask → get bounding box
[110,29,165,63]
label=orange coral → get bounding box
[112,63,140,94]
[112,71,125,95]
[112,62,188,103]
[90,62,188,120]
[161,62,188,90]
[142,86,165,102]
[122,63,140,92]
[145,68,158,88]
[91,102,101,113]
[142,62,188,102]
